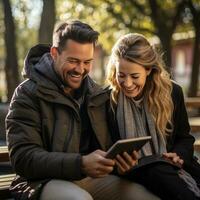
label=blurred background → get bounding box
[0,0,200,102]
[0,0,200,142]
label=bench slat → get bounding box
[194,140,200,151]
[191,126,200,133]
[0,174,15,199]
[185,97,200,108]
[0,153,10,162]
[189,117,200,133]
[0,146,9,162]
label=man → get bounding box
[6,20,159,200]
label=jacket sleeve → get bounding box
[6,81,83,180]
[169,83,195,164]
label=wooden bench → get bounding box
[185,98,200,151]
[0,174,15,199]
[185,97,200,108]
[189,117,200,133]
[0,146,9,162]
[194,140,200,151]
[0,146,14,199]
[185,97,200,133]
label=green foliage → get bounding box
[56,0,148,52]
[56,0,191,53]
[56,0,117,52]
[11,0,42,75]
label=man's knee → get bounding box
[40,179,93,200]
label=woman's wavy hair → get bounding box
[106,33,173,136]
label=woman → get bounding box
[106,33,200,200]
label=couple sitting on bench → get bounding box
[5,20,200,200]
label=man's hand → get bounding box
[115,150,139,175]
[163,152,184,167]
[81,150,115,178]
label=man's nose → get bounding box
[74,62,84,74]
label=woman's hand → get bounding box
[163,152,184,167]
[114,150,139,175]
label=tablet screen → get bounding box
[106,136,152,159]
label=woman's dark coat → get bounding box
[107,82,200,182]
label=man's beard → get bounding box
[62,69,88,88]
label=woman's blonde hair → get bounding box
[106,33,173,136]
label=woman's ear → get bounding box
[50,47,58,60]
[146,67,152,76]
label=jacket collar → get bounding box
[23,45,109,115]
[35,76,109,120]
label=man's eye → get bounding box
[68,60,78,65]
[84,61,91,65]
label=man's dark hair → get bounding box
[53,20,99,53]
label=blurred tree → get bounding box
[148,0,185,69]
[13,0,40,72]
[103,0,186,70]
[186,0,200,96]
[39,0,56,44]
[2,0,19,101]
[70,0,186,69]
[57,1,128,52]
[56,0,187,83]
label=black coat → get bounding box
[107,82,200,181]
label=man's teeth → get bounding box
[70,74,81,78]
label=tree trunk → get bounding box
[39,0,56,44]
[148,0,186,71]
[156,29,172,72]
[188,26,200,97]
[2,0,19,102]
[159,36,172,70]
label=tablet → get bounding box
[105,136,152,159]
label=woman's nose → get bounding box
[124,77,132,87]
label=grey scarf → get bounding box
[116,91,166,156]
[116,91,200,197]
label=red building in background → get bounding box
[171,31,198,95]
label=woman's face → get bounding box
[116,58,151,98]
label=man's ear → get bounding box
[50,47,58,60]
